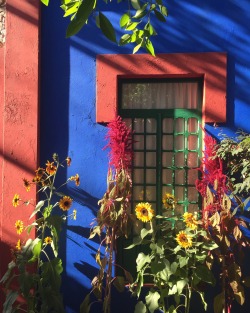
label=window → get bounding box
[116,77,203,275]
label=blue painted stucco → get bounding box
[40,1,250,312]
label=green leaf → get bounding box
[66,0,96,38]
[170,261,178,274]
[194,265,216,285]
[63,2,80,17]
[202,241,219,250]
[126,22,139,31]
[131,0,141,10]
[176,279,188,294]
[145,290,160,313]
[133,41,143,54]
[113,276,125,292]
[0,261,16,283]
[213,292,224,313]
[41,0,49,5]
[145,38,155,56]
[120,13,130,28]
[179,256,189,268]
[119,34,132,46]
[135,301,147,313]
[125,235,142,249]
[3,290,18,313]
[160,5,168,16]
[30,239,42,262]
[133,4,148,19]
[154,9,166,22]
[99,12,117,43]
[141,227,152,239]
[136,253,151,271]
[41,257,63,290]
[80,293,91,313]
[30,200,45,219]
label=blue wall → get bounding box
[41,1,250,312]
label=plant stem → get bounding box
[104,226,116,313]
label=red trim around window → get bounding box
[96,52,227,123]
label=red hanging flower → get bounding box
[104,116,133,171]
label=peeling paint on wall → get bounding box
[0,0,6,45]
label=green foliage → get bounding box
[1,154,79,313]
[127,206,217,313]
[43,0,168,55]
[215,131,250,196]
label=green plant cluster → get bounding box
[215,131,250,196]
[126,210,217,313]
[41,0,168,56]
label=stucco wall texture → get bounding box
[0,0,39,309]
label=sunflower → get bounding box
[12,194,20,207]
[176,231,192,249]
[15,220,24,235]
[162,193,176,209]
[45,161,57,175]
[16,239,21,251]
[34,167,45,181]
[69,174,80,186]
[23,178,31,192]
[66,157,71,166]
[59,196,73,211]
[44,236,53,245]
[135,202,155,223]
[183,212,198,230]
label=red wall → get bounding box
[0,0,40,308]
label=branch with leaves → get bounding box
[41,0,168,56]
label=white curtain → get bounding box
[121,81,199,109]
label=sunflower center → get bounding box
[180,234,188,243]
[141,209,148,216]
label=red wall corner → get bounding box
[96,52,227,123]
[0,0,40,308]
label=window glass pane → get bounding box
[133,118,144,132]
[188,118,198,133]
[146,119,156,133]
[163,118,174,133]
[162,135,173,150]
[187,152,198,167]
[134,152,144,166]
[162,169,173,184]
[146,135,156,149]
[175,118,185,133]
[175,152,185,167]
[175,169,185,184]
[188,135,198,150]
[121,80,200,109]
[162,152,174,167]
[133,169,144,183]
[134,135,144,149]
[188,169,198,185]
[175,135,185,150]
[146,152,156,166]
[146,169,156,184]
